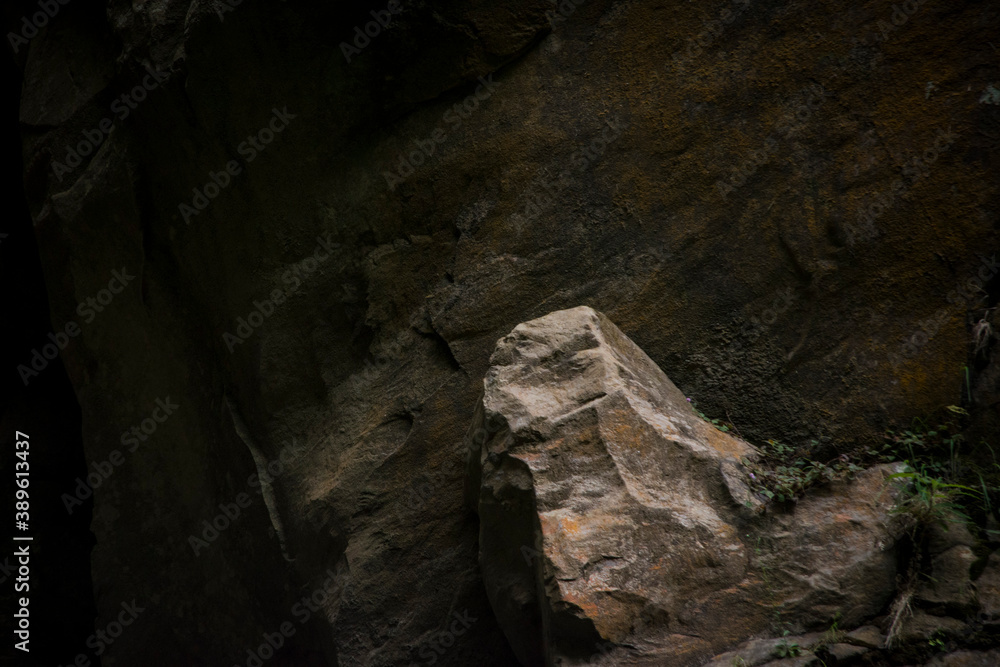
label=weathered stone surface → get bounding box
[845,625,886,649]
[758,655,818,667]
[975,550,1000,623]
[754,464,909,630]
[469,307,910,665]
[703,633,827,667]
[897,611,967,646]
[14,0,1000,663]
[917,545,977,615]
[702,638,790,667]
[927,516,978,558]
[926,649,1000,667]
[827,642,868,662]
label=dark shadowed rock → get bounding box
[975,551,1000,624]
[926,649,1000,666]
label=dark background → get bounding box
[1,34,96,666]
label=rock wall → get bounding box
[10,0,1000,664]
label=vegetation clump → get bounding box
[691,396,1000,657]
[689,400,999,516]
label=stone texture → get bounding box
[703,633,828,667]
[974,550,1000,623]
[754,463,909,630]
[759,657,818,667]
[702,638,791,667]
[827,642,868,662]
[916,545,977,615]
[926,649,1000,667]
[845,624,886,649]
[14,0,1000,663]
[897,611,968,646]
[926,516,978,558]
[469,306,910,666]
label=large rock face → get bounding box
[468,306,910,666]
[11,0,999,663]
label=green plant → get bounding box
[766,439,794,458]
[774,631,801,658]
[887,464,978,532]
[820,612,844,646]
[746,445,863,503]
[882,465,982,648]
[881,416,985,649]
[878,406,970,479]
[692,404,730,433]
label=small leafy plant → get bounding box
[774,631,801,658]
[878,406,968,478]
[746,440,863,503]
[689,398,731,433]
